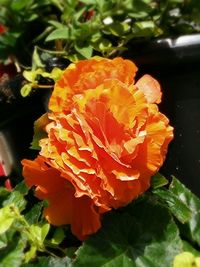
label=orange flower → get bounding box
[49,57,138,113]
[22,57,173,240]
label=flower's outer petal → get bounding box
[136,74,162,104]
[22,156,101,240]
[71,195,101,240]
[132,106,173,190]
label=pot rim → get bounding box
[122,33,200,67]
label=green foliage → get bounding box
[30,113,49,150]
[0,185,53,265]
[1,0,200,65]
[72,198,182,267]
[154,176,200,246]
[0,205,15,234]
[153,183,192,224]
[151,172,169,189]
[21,256,71,267]
[0,0,56,64]
[1,174,200,266]
[21,67,63,97]
[182,241,200,257]
[0,235,25,267]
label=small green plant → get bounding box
[1,176,200,266]
[1,0,200,66]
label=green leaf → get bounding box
[92,38,112,53]
[0,33,18,47]
[23,69,43,83]
[24,246,37,264]
[100,39,112,50]
[40,224,50,243]
[0,223,20,249]
[154,188,192,224]
[31,113,49,150]
[106,22,130,36]
[0,232,8,249]
[73,198,182,267]
[11,0,31,10]
[0,187,10,206]
[182,241,200,257]
[151,172,169,189]
[75,44,93,58]
[50,67,64,81]
[25,202,43,224]
[22,256,71,267]
[132,21,159,37]
[0,0,10,4]
[3,191,27,212]
[20,83,33,97]
[30,130,47,150]
[129,0,153,17]
[0,236,25,267]
[50,227,65,245]
[29,223,50,248]
[32,48,45,69]
[80,0,95,4]
[26,13,38,22]
[136,20,154,29]
[0,205,15,234]
[45,28,69,42]
[65,247,77,259]
[14,181,29,195]
[168,177,200,246]
[48,20,64,29]
[42,67,63,81]
[49,0,64,12]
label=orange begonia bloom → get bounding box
[49,57,138,113]
[22,57,173,240]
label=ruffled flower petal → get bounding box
[22,156,101,240]
[22,57,173,240]
[49,57,138,113]
[136,74,162,104]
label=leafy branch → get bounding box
[1,0,200,65]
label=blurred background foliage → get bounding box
[1,0,200,67]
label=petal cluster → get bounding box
[22,57,173,240]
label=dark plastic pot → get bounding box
[122,34,200,196]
